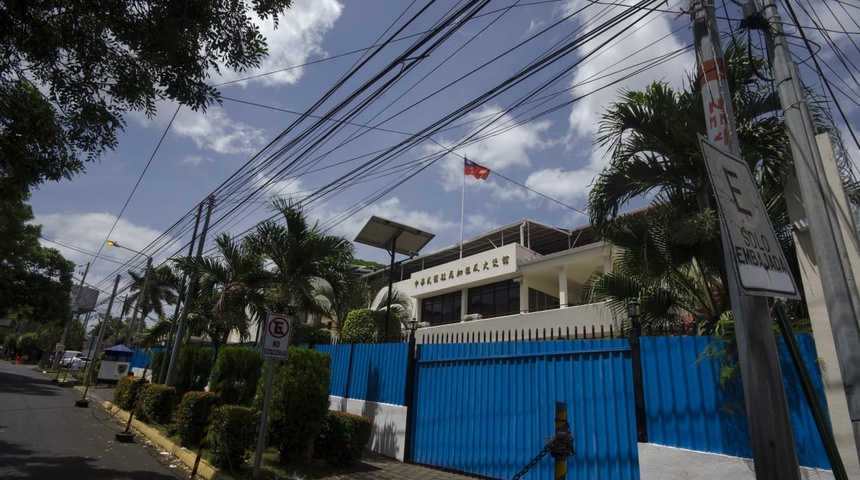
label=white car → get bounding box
[59,351,89,368]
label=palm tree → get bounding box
[590,39,791,232]
[127,264,179,341]
[251,199,355,325]
[173,233,268,347]
[318,275,413,333]
[581,202,724,333]
[586,39,801,332]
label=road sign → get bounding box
[699,135,799,298]
[55,343,65,353]
[261,313,293,359]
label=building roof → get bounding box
[366,219,596,282]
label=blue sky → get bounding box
[28,0,860,310]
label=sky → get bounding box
[28,0,860,318]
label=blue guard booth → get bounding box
[98,345,134,381]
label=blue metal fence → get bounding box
[411,339,639,480]
[640,334,830,469]
[313,343,409,405]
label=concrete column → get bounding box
[558,266,569,308]
[603,255,613,274]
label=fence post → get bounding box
[403,331,419,461]
[344,343,356,405]
[629,314,648,443]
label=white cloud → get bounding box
[172,107,267,155]
[181,155,214,166]
[214,0,344,87]
[432,105,553,193]
[34,212,172,287]
[564,0,691,141]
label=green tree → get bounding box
[173,233,267,347]
[128,265,179,327]
[0,0,295,196]
[586,40,802,331]
[251,199,355,323]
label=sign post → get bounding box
[252,313,293,479]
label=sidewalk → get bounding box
[73,379,479,480]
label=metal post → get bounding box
[77,274,121,407]
[628,300,648,443]
[253,358,277,479]
[758,0,860,461]
[124,256,152,346]
[384,235,398,339]
[402,321,418,461]
[54,262,90,371]
[692,1,800,478]
[166,195,214,387]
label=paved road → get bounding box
[0,359,186,480]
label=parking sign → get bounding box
[262,313,293,359]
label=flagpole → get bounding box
[460,157,466,259]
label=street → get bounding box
[0,359,186,480]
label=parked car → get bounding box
[59,351,90,368]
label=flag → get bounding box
[464,158,490,180]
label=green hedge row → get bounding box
[314,411,372,467]
[136,384,177,424]
[113,375,148,411]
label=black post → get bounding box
[403,327,419,461]
[628,300,648,443]
[384,235,399,339]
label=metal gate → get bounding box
[411,338,639,479]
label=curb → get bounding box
[73,386,230,480]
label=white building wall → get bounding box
[329,396,407,461]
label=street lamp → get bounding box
[627,298,640,334]
[107,240,152,346]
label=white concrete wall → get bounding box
[639,444,844,480]
[329,396,407,461]
[785,134,860,476]
[415,301,617,343]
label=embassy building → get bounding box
[371,219,619,343]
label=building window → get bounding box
[421,291,462,326]
[528,288,560,312]
[467,280,520,318]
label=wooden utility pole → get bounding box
[757,0,860,463]
[691,1,800,478]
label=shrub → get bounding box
[208,405,257,469]
[209,346,263,406]
[16,332,40,360]
[176,391,217,448]
[292,324,332,346]
[257,347,331,463]
[151,351,165,380]
[137,383,177,424]
[175,346,214,398]
[313,411,372,467]
[113,375,148,411]
[339,309,379,343]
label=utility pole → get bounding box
[77,274,121,407]
[691,1,800,478]
[166,195,215,387]
[124,256,153,346]
[157,203,203,384]
[54,262,90,371]
[757,0,860,463]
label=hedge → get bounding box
[314,411,372,467]
[113,375,148,411]
[208,405,257,469]
[174,346,214,398]
[339,309,379,343]
[176,391,217,448]
[257,347,331,463]
[209,346,263,406]
[136,383,177,424]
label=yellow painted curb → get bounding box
[74,387,231,480]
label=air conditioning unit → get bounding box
[462,313,482,322]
